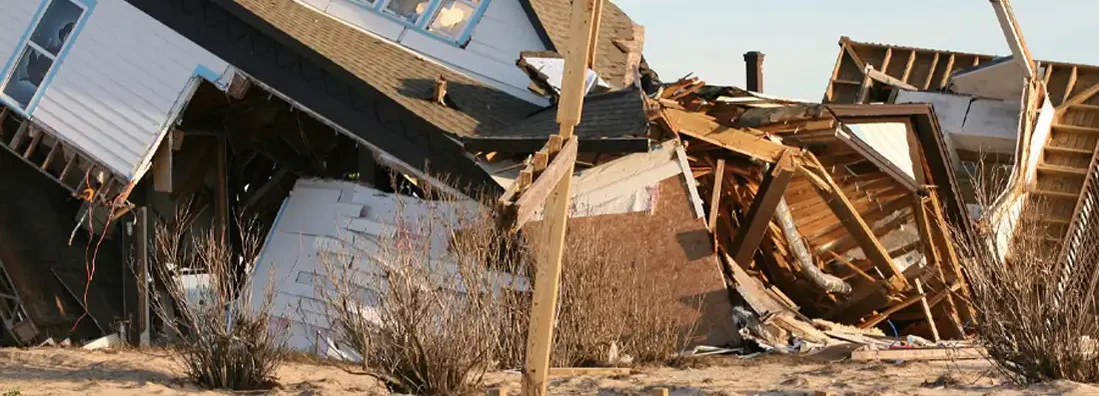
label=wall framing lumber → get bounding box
[730,150,795,266]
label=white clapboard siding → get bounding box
[310,0,548,104]
[252,179,527,354]
[0,1,40,70]
[31,0,230,179]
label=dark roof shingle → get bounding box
[481,85,648,140]
[521,0,644,88]
[232,0,541,137]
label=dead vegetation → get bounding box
[955,157,1099,384]
[145,203,287,390]
[312,178,700,394]
[314,183,529,395]
[547,220,699,368]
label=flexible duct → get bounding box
[773,197,852,294]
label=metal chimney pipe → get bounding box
[744,51,765,93]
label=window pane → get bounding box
[29,0,83,56]
[384,0,432,24]
[3,47,53,108]
[428,0,476,39]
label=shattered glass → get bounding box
[3,47,53,108]
[30,0,83,56]
[427,0,476,39]
[384,0,431,24]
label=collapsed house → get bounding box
[0,0,656,346]
[642,77,975,341]
[0,0,1083,360]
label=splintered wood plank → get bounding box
[1060,81,1099,110]
[850,346,984,361]
[1064,66,1080,105]
[731,151,795,266]
[922,53,941,89]
[41,141,61,170]
[22,127,43,158]
[901,50,917,83]
[511,137,579,229]
[663,108,786,163]
[939,54,956,88]
[708,159,725,230]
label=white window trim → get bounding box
[349,0,491,46]
[0,0,90,115]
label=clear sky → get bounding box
[612,0,1099,101]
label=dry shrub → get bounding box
[146,203,287,390]
[317,177,698,394]
[956,157,1099,383]
[315,183,529,395]
[549,220,699,368]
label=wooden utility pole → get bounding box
[520,0,602,395]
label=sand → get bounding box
[2,347,1099,395]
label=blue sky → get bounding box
[612,0,1099,100]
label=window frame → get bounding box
[350,0,491,46]
[0,0,92,115]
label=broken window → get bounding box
[427,0,480,39]
[351,0,489,44]
[1,0,85,110]
[384,0,433,24]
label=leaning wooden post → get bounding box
[521,0,602,395]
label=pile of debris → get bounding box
[646,77,976,344]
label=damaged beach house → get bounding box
[0,0,712,350]
[0,0,1087,362]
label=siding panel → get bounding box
[33,0,230,179]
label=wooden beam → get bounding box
[707,159,725,230]
[730,151,795,266]
[939,54,956,88]
[663,108,786,163]
[850,346,984,361]
[153,135,173,193]
[41,141,61,170]
[914,279,940,342]
[215,137,229,240]
[1063,66,1079,105]
[881,48,894,74]
[927,188,976,325]
[867,66,918,91]
[523,0,600,393]
[912,195,964,339]
[859,292,927,329]
[842,42,867,71]
[1060,81,1099,110]
[548,367,631,377]
[510,137,579,230]
[22,127,43,158]
[900,50,917,83]
[829,251,875,283]
[798,154,908,292]
[922,53,940,90]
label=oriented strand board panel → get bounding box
[30,0,232,179]
[527,177,741,347]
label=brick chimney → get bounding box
[744,51,765,93]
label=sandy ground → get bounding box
[3,347,1099,395]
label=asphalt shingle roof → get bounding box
[480,85,648,140]
[233,0,541,138]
